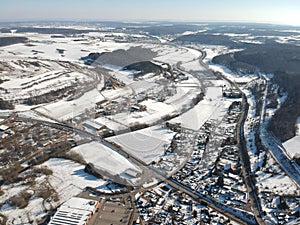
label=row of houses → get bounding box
[136,184,233,224]
[170,100,249,208]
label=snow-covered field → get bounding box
[101,86,132,100]
[44,158,106,199]
[108,99,176,127]
[0,158,106,225]
[17,110,57,123]
[70,141,141,176]
[283,117,300,158]
[0,32,134,106]
[257,172,300,195]
[181,60,205,72]
[171,86,232,130]
[1,197,45,225]
[108,68,134,85]
[108,125,175,164]
[283,136,300,159]
[296,117,300,135]
[0,33,131,62]
[152,44,201,65]
[0,60,94,101]
[129,80,158,94]
[35,88,105,121]
[209,64,257,84]
[164,87,195,106]
[94,116,128,132]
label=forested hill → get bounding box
[212,43,300,142]
[212,43,300,75]
[0,37,28,47]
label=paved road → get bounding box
[216,73,266,225]
[0,44,269,225]
[0,113,103,167]
[167,178,257,225]
[259,76,300,188]
[237,95,266,225]
[260,126,300,188]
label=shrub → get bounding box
[35,184,55,200]
[32,166,53,176]
[66,152,86,165]
[9,191,32,209]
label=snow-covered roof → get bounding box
[48,197,98,225]
[283,135,300,158]
[125,168,140,178]
[83,120,104,130]
[0,125,9,131]
[71,141,141,176]
[63,197,98,212]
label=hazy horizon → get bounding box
[1,0,300,26]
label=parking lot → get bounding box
[89,197,134,225]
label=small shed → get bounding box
[0,125,9,132]
[125,168,141,178]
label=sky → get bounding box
[1,0,300,26]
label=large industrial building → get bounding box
[48,197,100,225]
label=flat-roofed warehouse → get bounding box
[83,120,105,131]
[48,197,100,225]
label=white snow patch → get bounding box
[257,172,299,195]
[296,116,300,136]
[2,197,45,225]
[44,158,106,198]
[108,99,176,127]
[153,45,199,65]
[102,87,132,100]
[283,136,300,159]
[208,64,256,84]
[181,60,205,71]
[70,141,141,175]
[94,116,128,132]
[171,86,231,130]
[0,158,106,225]
[35,88,105,121]
[108,125,175,164]
[181,30,206,36]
